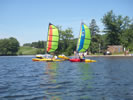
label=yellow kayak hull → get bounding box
[32,58,47,61]
[45,59,64,62]
[85,59,96,62]
[32,58,63,62]
[52,59,64,62]
[58,55,69,60]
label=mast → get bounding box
[76,22,83,52]
[76,22,84,52]
[76,22,91,53]
[45,23,51,54]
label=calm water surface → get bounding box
[0,56,133,100]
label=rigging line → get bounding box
[47,40,58,42]
[47,45,58,47]
[47,48,56,50]
[79,48,87,51]
[48,35,59,37]
[78,43,90,46]
[79,37,91,40]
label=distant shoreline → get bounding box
[0,54,133,57]
[85,54,133,57]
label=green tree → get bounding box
[31,42,38,48]
[8,37,20,55]
[0,39,9,55]
[88,19,103,54]
[23,43,31,47]
[102,10,131,45]
[90,34,102,54]
[121,23,133,51]
[89,19,99,36]
[57,26,74,55]
[0,37,20,55]
[37,40,44,48]
[30,41,45,48]
[100,34,108,51]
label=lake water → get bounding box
[0,56,133,100]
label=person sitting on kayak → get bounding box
[79,55,82,59]
[82,54,85,59]
[54,55,57,59]
[52,55,57,60]
[79,54,85,61]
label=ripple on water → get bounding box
[0,56,133,100]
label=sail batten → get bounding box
[77,23,91,53]
[46,23,59,53]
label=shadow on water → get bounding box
[42,62,61,100]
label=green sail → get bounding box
[77,23,91,52]
[46,23,59,53]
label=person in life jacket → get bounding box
[82,54,85,59]
[79,53,85,61]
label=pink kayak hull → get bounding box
[69,58,85,62]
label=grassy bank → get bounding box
[17,46,44,55]
[17,46,133,56]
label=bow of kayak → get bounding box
[32,58,46,61]
[69,58,96,62]
[58,55,69,60]
[32,58,64,62]
[69,58,85,62]
[85,59,96,62]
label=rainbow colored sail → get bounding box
[77,23,91,52]
[46,23,59,53]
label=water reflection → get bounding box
[1,56,133,100]
[78,63,92,81]
[44,62,61,100]
[77,63,93,99]
[45,62,58,83]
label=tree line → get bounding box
[90,10,133,54]
[1,10,133,56]
[0,37,19,55]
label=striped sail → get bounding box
[77,23,91,52]
[46,23,59,53]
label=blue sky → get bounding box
[0,0,133,45]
